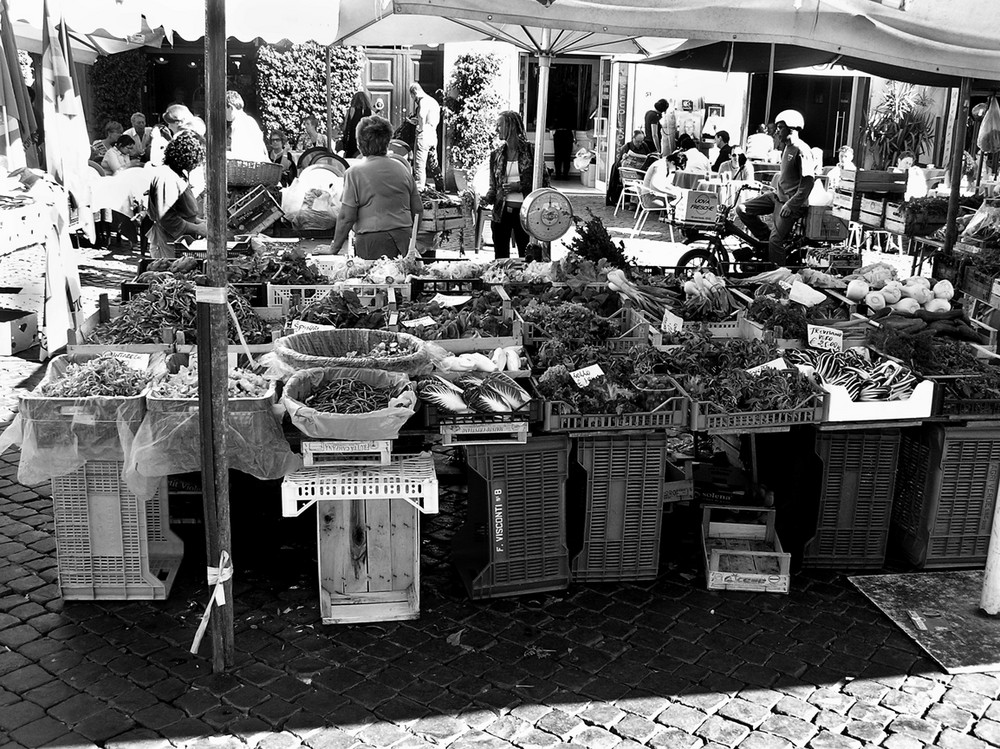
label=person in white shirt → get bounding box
[895,150,928,201]
[745,123,774,161]
[225,90,269,162]
[408,83,441,190]
[101,135,139,174]
[676,134,711,175]
[123,112,152,162]
[825,145,855,191]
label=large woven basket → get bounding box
[227,159,282,187]
[273,329,429,374]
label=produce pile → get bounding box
[343,339,416,359]
[436,346,523,373]
[40,354,148,397]
[521,301,619,370]
[318,254,422,284]
[784,348,918,402]
[962,200,1000,246]
[565,209,633,270]
[291,289,387,329]
[149,365,270,399]
[746,282,853,339]
[534,357,684,416]
[419,373,531,414]
[395,289,511,340]
[509,282,621,318]
[606,268,684,321]
[89,278,270,345]
[304,378,408,414]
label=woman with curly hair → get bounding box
[484,111,549,259]
[146,130,208,258]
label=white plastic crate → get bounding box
[440,419,529,447]
[281,454,438,517]
[267,284,336,313]
[51,462,183,600]
[302,440,392,467]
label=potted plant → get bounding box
[444,53,504,191]
[860,82,935,170]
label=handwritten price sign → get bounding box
[807,324,844,352]
[570,364,605,388]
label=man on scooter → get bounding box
[736,109,817,265]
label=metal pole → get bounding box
[326,46,334,147]
[532,28,552,193]
[981,476,1000,614]
[199,0,234,672]
[763,43,775,125]
[944,77,972,256]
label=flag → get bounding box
[0,0,38,168]
[41,0,93,241]
[0,29,22,171]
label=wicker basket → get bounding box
[273,328,429,374]
[227,159,282,187]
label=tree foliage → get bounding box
[861,82,935,170]
[444,53,504,173]
[256,43,363,145]
[91,50,147,136]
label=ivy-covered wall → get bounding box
[91,50,147,136]
[256,42,363,145]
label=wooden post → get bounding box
[532,28,552,194]
[198,0,235,672]
[326,46,334,146]
[944,77,972,256]
[981,478,1000,614]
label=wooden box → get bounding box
[701,505,790,593]
[0,308,38,355]
[839,169,907,194]
[317,497,419,624]
[831,188,860,222]
[858,196,886,229]
[804,206,849,242]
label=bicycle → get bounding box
[674,184,843,276]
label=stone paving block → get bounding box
[10,716,72,748]
[580,704,625,729]
[737,690,784,709]
[697,715,751,748]
[570,726,620,749]
[72,708,135,744]
[658,703,709,733]
[936,728,991,749]
[737,733,792,749]
[676,689,728,715]
[1,663,53,693]
[719,699,770,729]
[255,731,302,749]
[882,734,924,749]
[22,679,76,710]
[617,693,671,721]
[758,714,817,746]
[901,674,947,701]
[356,721,411,747]
[0,700,46,732]
[973,718,1000,745]
[926,702,975,732]
[773,697,817,723]
[537,709,585,739]
[843,719,886,744]
[951,674,1000,699]
[887,714,941,744]
[132,703,188,731]
[845,701,894,726]
[516,727,562,747]
[613,714,659,744]
[510,704,554,724]
[303,726,357,749]
[48,692,107,726]
[812,710,848,734]
[881,688,932,716]
[450,731,517,749]
[648,726,704,749]
[104,728,171,749]
[412,715,468,743]
[806,689,854,715]
[841,679,888,703]
[945,688,993,717]
[484,714,532,742]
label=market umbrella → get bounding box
[0,20,23,171]
[0,0,38,168]
[39,0,86,350]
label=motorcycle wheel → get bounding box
[676,247,721,274]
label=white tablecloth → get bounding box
[87,167,156,218]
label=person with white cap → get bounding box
[736,109,817,264]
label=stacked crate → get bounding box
[830,169,907,228]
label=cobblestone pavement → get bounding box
[2,443,1000,749]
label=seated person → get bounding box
[894,150,928,201]
[268,129,297,187]
[825,145,855,191]
[101,134,140,174]
[712,130,733,173]
[643,151,685,203]
[605,129,655,206]
[745,123,773,161]
[718,147,755,183]
[91,120,123,164]
[676,134,712,175]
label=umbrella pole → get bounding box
[326,46,334,147]
[944,77,971,256]
[198,0,235,672]
[763,43,775,125]
[532,28,552,193]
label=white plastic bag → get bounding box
[280,165,345,231]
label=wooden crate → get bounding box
[839,169,907,194]
[883,200,948,237]
[858,196,886,229]
[701,505,790,593]
[830,188,860,222]
[804,206,849,242]
[317,497,419,624]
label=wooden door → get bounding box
[362,49,417,130]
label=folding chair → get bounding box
[614,166,646,217]
[631,186,677,240]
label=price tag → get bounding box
[807,324,844,352]
[429,294,472,308]
[747,357,787,375]
[661,309,685,334]
[570,364,604,388]
[778,277,795,291]
[110,351,151,371]
[195,286,227,304]
[291,320,336,333]
[401,316,437,328]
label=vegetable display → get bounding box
[436,346,523,373]
[565,210,632,270]
[606,268,684,321]
[784,348,918,402]
[395,290,511,340]
[90,278,270,345]
[304,378,406,414]
[40,354,148,397]
[418,372,531,414]
[292,289,387,329]
[150,366,270,399]
[344,340,416,359]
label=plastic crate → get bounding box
[690,392,825,434]
[302,440,392,467]
[316,497,419,624]
[961,266,994,304]
[267,284,337,313]
[453,437,571,599]
[280,454,438,517]
[409,277,485,297]
[569,433,668,582]
[802,429,901,570]
[227,159,281,187]
[932,378,1000,421]
[891,423,1000,569]
[51,462,183,600]
[227,185,283,236]
[439,412,530,447]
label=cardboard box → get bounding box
[674,189,720,226]
[702,505,790,593]
[0,309,37,355]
